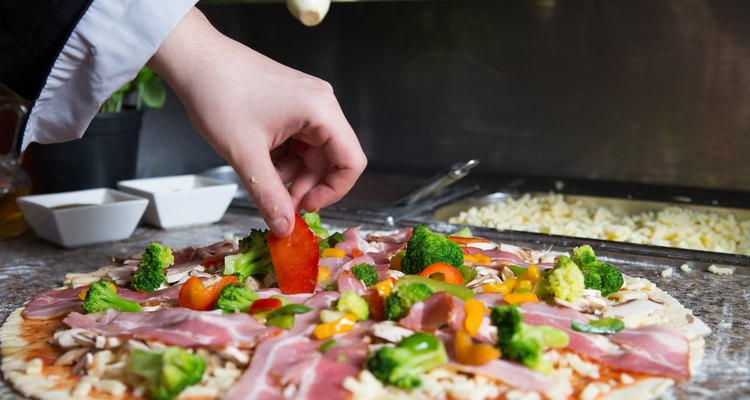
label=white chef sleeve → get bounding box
[20,0,198,152]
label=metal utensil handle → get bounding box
[390,159,480,207]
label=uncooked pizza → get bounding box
[1,213,711,400]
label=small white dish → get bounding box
[117,174,238,229]
[16,188,148,248]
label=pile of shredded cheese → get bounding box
[449,193,750,255]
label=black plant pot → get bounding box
[27,110,143,193]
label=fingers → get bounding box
[297,111,367,210]
[273,155,304,184]
[231,151,296,237]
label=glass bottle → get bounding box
[0,103,31,239]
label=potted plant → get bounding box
[28,67,166,193]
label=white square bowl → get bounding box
[117,175,238,229]
[16,188,148,248]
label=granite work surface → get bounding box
[0,208,748,399]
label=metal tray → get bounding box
[423,190,750,269]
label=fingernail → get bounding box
[271,217,290,233]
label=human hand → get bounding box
[148,8,367,237]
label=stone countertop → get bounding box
[1,208,748,399]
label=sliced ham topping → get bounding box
[605,325,691,380]
[341,255,376,272]
[337,270,366,295]
[335,226,364,256]
[365,227,413,244]
[22,284,182,320]
[225,292,368,400]
[62,308,280,348]
[445,360,554,393]
[520,302,691,380]
[400,292,494,343]
[438,332,553,393]
[171,240,239,265]
[399,292,461,332]
[22,287,86,320]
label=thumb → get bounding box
[231,153,296,237]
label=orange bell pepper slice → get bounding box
[419,262,464,285]
[268,214,320,294]
[455,330,501,365]
[463,298,485,336]
[313,313,357,340]
[503,292,539,304]
[375,277,396,298]
[179,275,239,311]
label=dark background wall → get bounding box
[87,0,750,192]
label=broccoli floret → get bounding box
[384,283,433,321]
[224,229,274,282]
[491,305,569,373]
[401,225,463,275]
[127,347,205,400]
[580,264,603,291]
[597,262,624,296]
[335,290,370,321]
[215,283,259,314]
[83,279,143,314]
[568,245,624,296]
[302,211,329,239]
[366,332,447,389]
[570,245,604,291]
[546,256,585,302]
[351,263,378,287]
[571,245,597,268]
[131,242,174,292]
[318,232,345,254]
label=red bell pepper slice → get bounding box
[419,262,465,285]
[247,297,283,314]
[178,275,239,311]
[268,214,320,294]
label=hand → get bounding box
[148,8,367,237]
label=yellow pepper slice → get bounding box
[519,264,542,283]
[482,277,517,294]
[514,279,533,293]
[463,298,485,336]
[79,281,117,300]
[375,277,396,298]
[503,292,539,304]
[455,330,501,366]
[317,266,331,282]
[313,313,357,340]
[321,248,347,259]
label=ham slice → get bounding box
[62,308,280,348]
[337,270,366,295]
[520,302,691,380]
[334,227,364,256]
[437,332,553,393]
[365,227,412,244]
[225,292,367,400]
[400,292,494,343]
[22,284,181,320]
[446,360,554,392]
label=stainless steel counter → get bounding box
[1,208,748,398]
